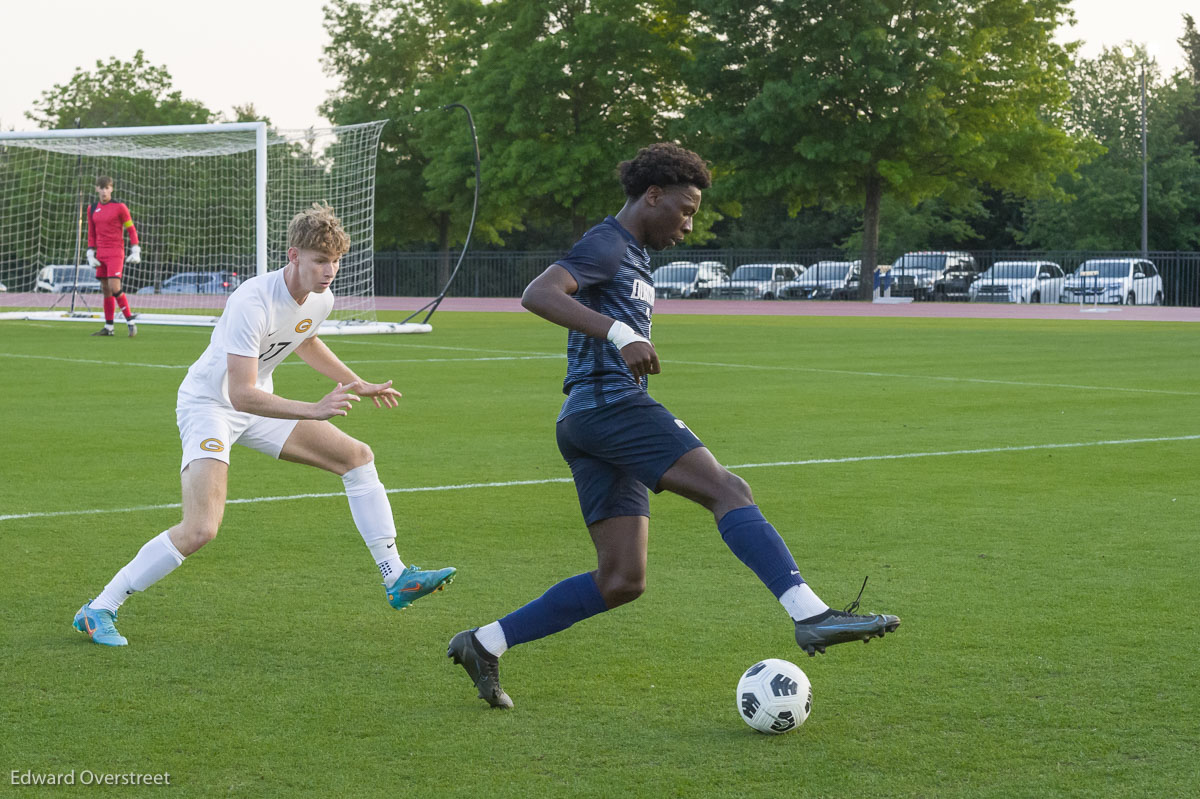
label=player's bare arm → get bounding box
[522,264,660,378]
[294,337,401,409]
[226,352,359,420]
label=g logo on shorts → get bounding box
[295,319,313,333]
[200,438,226,453]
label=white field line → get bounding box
[0,352,184,369]
[666,359,1200,397]
[2,348,1193,397]
[0,352,562,369]
[2,434,1196,524]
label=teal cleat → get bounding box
[385,565,456,610]
[73,602,128,646]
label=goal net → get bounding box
[0,120,428,334]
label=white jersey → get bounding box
[178,267,334,408]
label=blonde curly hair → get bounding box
[287,202,351,256]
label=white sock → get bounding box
[780,583,830,622]
[90,530,185,613]
[342,461,405,584]
[104,323,114,332]
[474,621,508,658]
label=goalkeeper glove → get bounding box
[126,245,141,264]
[86,248,99,268]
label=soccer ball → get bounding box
[735,658,812,734]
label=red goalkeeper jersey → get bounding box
[87,200,139,251]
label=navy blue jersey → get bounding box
[555,216,656,420]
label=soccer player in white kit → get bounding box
[74,203,456,646]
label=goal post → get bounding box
[0,120,429,334]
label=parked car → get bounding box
[34,265,103,293]
[889,251,978,301]
[652,260,727,299]
[969,261,1066,304]
[1060,259,1164,305]
[0,281,6,292]
[157,271,244,295]
[779,260,859,300]
[712,263,802,300]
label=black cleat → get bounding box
[793,577,900,657]
[91,327,114,336]
[447,629,513,708]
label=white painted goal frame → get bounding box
[0,121,429,335]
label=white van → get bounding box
[35,265,103,293]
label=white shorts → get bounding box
[176,403,299,472]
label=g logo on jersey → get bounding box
[200,438,226,452]
[295,319,313,333]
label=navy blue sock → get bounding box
[498,572,609,648]
[718,505,805,598]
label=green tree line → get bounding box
[12,5,1200,300]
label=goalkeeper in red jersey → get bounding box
[86,176,141,337]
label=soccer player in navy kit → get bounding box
[448,143,900,708]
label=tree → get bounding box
[1018,46,1200,250]
[1180,14,1200,83]
[28,51,212,129]
[322,0,509,288]
[1174,14,1200,157]
[456,0,706,242]
[685,0,1088,298]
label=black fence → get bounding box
[373,249,1200,307]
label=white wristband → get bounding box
[607,320,649,350]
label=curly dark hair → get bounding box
[617,143,712,198]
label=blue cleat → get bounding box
[385,565,456,610]
[73,602,128,646]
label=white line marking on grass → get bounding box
[667,359,1200,397]
[0,352,185,369]
[333,355,563,365]
[331,339,562,357]
[4,434,1196,524]
[0,351,562,370]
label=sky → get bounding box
[1,0,1195,133]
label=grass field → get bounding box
[1,311,1197,798]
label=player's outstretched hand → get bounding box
[620,341,661,379]
[356,379,402,409]
[314,381,361,419]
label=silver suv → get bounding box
[1061,259,1164,305]
[652,260,727,299]
[712,263,802,300]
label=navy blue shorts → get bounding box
[556,394,705,526]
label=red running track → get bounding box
[377,296,1200,322]
[8,292,1197,322]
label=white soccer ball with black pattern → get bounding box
[735,658,812,734]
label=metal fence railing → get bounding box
[372,249,1200,307]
